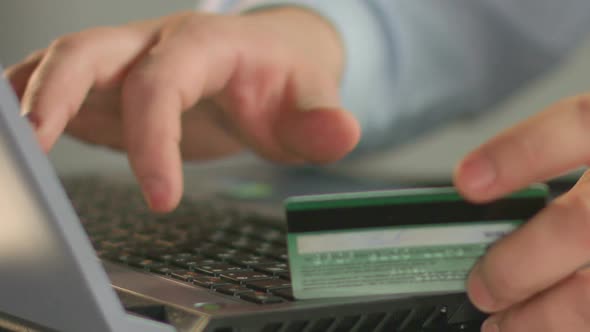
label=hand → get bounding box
[4,8,360,212]
[454,95,590,331]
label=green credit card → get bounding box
[285,185,548,300]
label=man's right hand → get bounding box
[4,8,361,212]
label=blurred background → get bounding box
[2,0,590,183]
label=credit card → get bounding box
[285,185,548,300]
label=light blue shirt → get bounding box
[199,1,590,154]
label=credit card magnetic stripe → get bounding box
[285,185,548,233]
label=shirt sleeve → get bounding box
[198,0,590,155]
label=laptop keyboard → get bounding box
[64,178,293,305]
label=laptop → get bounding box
[0,65,487,332]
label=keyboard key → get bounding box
[96,248,114,258]
[228,255,279,268]
[216,285,256,296]
[227,237,256,249]
[237,242,265,254]
[240,291,284,305]
[151,266,178,276]
[158,232,183,242]
[253,263,289,275]
[250,228,283,242]
[226,253,263,265]
[220,271,275,284]
[128,258,165,271]
[245,279,292,292]
[193,263,244,276]
[185,243,216,255]
[145,250,178,262]
[264,248,288,262]
[252,244,274,255]
[111,254,144,265]
[171,252,195,261]
[101,240,126,250]
[155,239,175,248]
[192,276,231,289]
[109,229,130,241]
[234,224,256,235]
[171,271,204,282]
[172,257,218,270]
[201,247,239,261]
[270,288,294,301]
[209,231,235,243]
[133,232,153,242]
[213,216,236,230]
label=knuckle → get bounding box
[20,49,47,65]
[50,27,119,56]
[124,70,159,94]
[182,13,210,30]
[124,65,174,97]
[163,12,220,45]
[49,34,87,55]
[183,13,228,36]
[123,80,177,113]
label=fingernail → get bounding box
[458,154,496,191]
[481,317,500,332]
[141,177,169,211]
[467,263,497,312]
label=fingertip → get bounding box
[454,152,497,203]
[24,112,60,153]
[481,316,501,332]
[140,176,182,213]
[128,140,184,213]
[466,262,499,313]
[278,107,360,164]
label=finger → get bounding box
[121,23,236,212]
[179,101,244,160]
[3,49,45,100]
[65,88,124,150]
[454,94,590,203]
[275,70,360,163]
[467,179,590,312]
[220,65,360,164]
[22,25,157,151]
[276,106,360,163]
[66,89,244,157]
[480,269,590,332]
